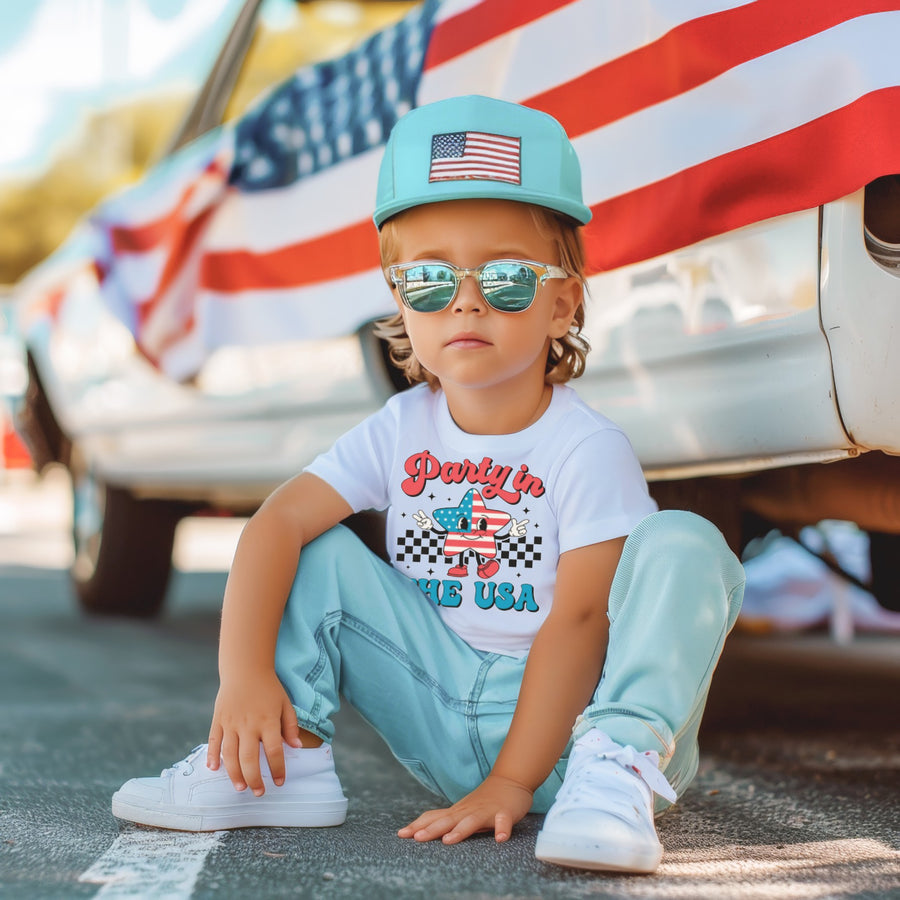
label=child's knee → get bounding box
[616,510,745,625]
[630,510,739,574]
[287,524,366,606]
[639,508,723,545]
[300,523,364,567]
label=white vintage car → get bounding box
[15,2,900,616]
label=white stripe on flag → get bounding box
[196,270,392,345]
[106,247,168,304]
[417,0,755,106]
[156,268,393,378]
[431,0,485,23]
[100,130,232,227]
[207,149,382,252]
[576,10,900,206]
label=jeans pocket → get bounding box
[396,756,445,799]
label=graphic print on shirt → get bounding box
[413,488,526,579]
[395,450,545,613]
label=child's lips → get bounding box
[446,332,491,349]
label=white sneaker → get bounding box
[112,743,348,831]
[535,728,677,873]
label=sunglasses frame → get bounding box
[387,258,569,313]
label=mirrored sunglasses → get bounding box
[387,259,569,313]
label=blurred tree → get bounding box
[0,0,414,286]
[0,92,186,285]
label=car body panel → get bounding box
[821,191,900,451]
[21,191,889,498]
[572,205,855,477]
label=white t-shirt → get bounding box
[305,383,657,656]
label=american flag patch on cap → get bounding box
[429,131,521,184]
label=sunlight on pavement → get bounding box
[173,516,245,573]
[0,466,72,568]
[658,838,900,898]
[0,465,245,574]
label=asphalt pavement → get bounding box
[1,469,898,899]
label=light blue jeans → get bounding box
[274,510,745,814]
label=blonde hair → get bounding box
[375,205,590,388]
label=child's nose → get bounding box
[453,273,485,313]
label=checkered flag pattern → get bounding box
[497,535,542,569]
[394,531,542,569]
[394,530,443,566]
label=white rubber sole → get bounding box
[534,832,663,874]
[111,793,348,832]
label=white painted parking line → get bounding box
[79,828,225,898]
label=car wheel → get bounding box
[71,468,186,617]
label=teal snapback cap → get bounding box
[374,95,592,228]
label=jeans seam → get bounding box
[468,654,501,778]
[339,611,468,712]
[302,610,345,727]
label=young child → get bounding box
[112,95,745,874]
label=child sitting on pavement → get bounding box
[112,94,745,874]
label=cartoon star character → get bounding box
[413,488,528,579]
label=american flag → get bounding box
[20,0,900,378]
[429,131,522,184]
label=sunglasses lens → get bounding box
[401,264,457,312]
[480,262,539,311]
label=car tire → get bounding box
[71,471,186,618]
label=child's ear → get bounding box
[548,278,583,339]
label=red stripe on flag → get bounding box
[424,0,576,69]
[137,208,216,326]
[109,159,228,254]
[583,86,900,273]
[29,284,67,323]
[201,217,381,292]
[530,0,900,137]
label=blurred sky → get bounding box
[0,0,299,179]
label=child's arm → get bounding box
[205,472,352,796]
[399,536,623,844]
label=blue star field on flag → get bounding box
[230,0,438,192]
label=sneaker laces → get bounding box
[161,744,208,778]
[556,732,677,813]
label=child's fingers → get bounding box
[238,739,265,796]
[398,807,449,838]
[206,726,223,770]
[412,813,459,842]
[220,734,247,792]
[493,810,513,842]
[262,736,287,788]
[281,701,303,749]
[440,812,489,844]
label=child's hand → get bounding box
[397,774,533,844]
[206,672,302,796]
